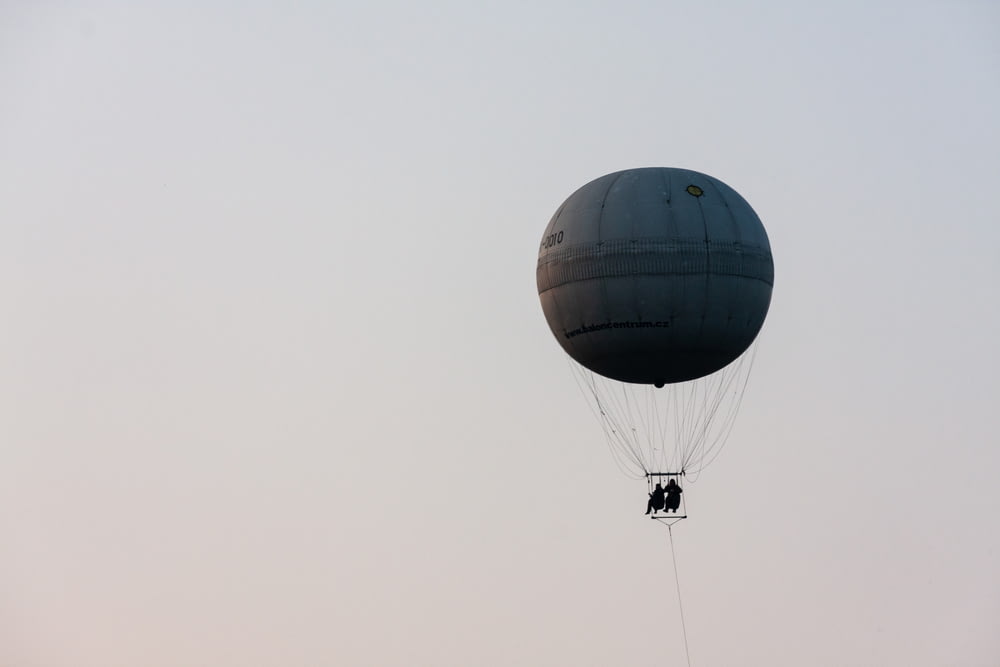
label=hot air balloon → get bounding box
[537,167,774,517]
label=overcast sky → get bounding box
[2,2,999,666]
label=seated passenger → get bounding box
[664,479,683,512]
[645,483,666,515]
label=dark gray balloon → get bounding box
[537,167,774,386]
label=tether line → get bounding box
[668,524,692,667]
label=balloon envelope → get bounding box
[536,167,774,385]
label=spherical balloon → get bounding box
[537,167,774,386]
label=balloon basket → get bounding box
[646,472,688,524]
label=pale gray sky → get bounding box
[2,2,999,666]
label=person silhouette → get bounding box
[664,478,683,513]
[645,483,666,514]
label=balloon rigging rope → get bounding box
[690,367,751,473]
[614,383,650,475]
[668,524,693,667]
[678,390,692,472]
[568,341,759,480]
[682,367,728,474]
[574,370,637,478]
[681,343,757,475]
[681,381,702,468]
[569,362,646,478]
[606,378,646,475]
[655,387,671,471]
[634,384,654,470]
[653,386,671,472]
[594,372,638,466]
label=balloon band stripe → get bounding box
[537,240,773,292]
